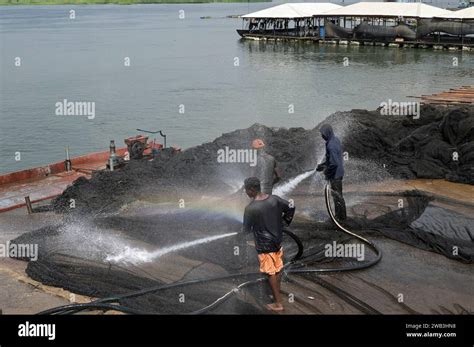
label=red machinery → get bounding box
[125,129,167,160]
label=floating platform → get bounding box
[238,2,474,50]
[238,32,474,50]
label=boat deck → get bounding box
[0,148,127,213]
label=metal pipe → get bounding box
[25,196,33,214]
[65,147,72,172]
[109,140,116,156]
[109,140,116,171]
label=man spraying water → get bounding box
[242,177,295,312]
[316,124,347,221]
[251,139,281,194]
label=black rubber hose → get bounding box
[282,228,304,262]
[289,184,382,273]
[189,277,266,315]
[48,303,152,315]
[37,272,263,315]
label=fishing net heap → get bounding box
[335,104,474,184]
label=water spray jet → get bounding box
[273,169,316,197]
[106,232,238,265]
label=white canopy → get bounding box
[320,2,452,18]
[436,7,474,20]
[241,3,342,19]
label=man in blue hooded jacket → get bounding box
[316,124,347,221]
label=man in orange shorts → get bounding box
[242,177,295,312]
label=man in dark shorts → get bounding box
[242,177,295,312]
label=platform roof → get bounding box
[319,2,452,18]
[241,3,342,19]
[436,6,474,19]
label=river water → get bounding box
[0,3,472,174]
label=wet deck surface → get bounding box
[0,147,128,212]
[0,179,473,315]
[0,207,82,314]
[282,239,473,314]
[0,172,89,213]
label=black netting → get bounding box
[10,186,473,314]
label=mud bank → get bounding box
[52,104,473,215]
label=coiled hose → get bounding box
[289,184,382,273]
[38,183,382,315]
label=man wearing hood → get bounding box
[316,124,347,221]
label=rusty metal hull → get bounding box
[0,148,127,213]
